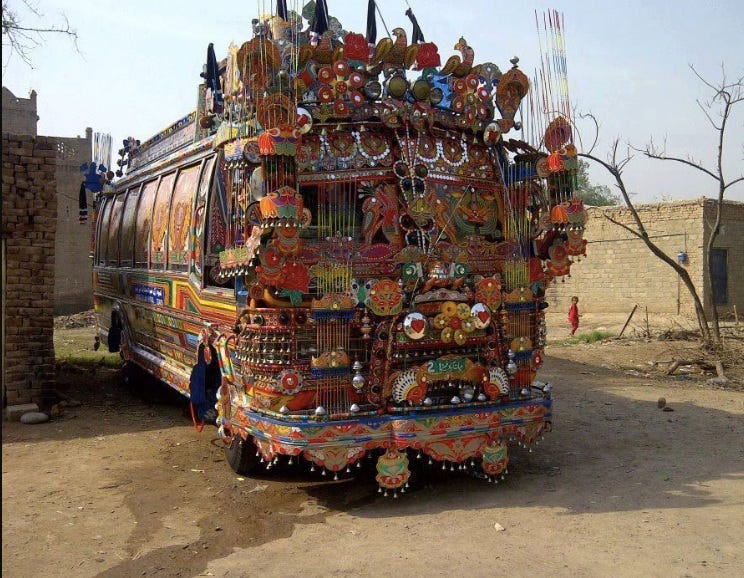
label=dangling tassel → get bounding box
[78,181,88,225]
[276,0,287,20]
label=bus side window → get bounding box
[134,179,159,269]
[204,163,233,289]
[119,184,141,268]
[106,193,127,267]
[150,172,176,271]
[192,155,216,283]
[168,163,201,273]
[95,197,113,266]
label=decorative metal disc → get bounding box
[471,303,491,329]
[403,312,428,340]
[277,370,302,394]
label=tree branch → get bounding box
[641,150,719,181]
[724,176,744,189]
[577,111,600,155]
[1,1,78,67]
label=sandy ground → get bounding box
[2,315,743,577]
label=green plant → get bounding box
[54,326,124,369]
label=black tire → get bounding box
[224,435,260,475]
[122,361,145,389]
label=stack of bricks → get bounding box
[2,134,57,407]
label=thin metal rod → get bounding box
[374,1,392,39]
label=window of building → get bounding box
[711,248,728,305]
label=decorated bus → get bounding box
[93,1,586,495]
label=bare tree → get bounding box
[2,0,78,67]
[640,67,743,342]
[579,136,712,343]
[579,67,743,345]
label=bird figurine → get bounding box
[386,28,408,68]
[368,37,392,75]
[440,37,474,77]
[369,27,409,75]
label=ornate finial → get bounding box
[510,56,520,68]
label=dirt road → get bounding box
[3,330,743,577]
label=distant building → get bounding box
[2,86,94,314]
[1,87,38,136]
[547,198,743,320]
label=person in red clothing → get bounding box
[568,296,580,336]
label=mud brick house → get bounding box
[2,87,94,315]
[547,199,744,320]
[2,87,95,409]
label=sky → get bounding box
[3,0,743,203]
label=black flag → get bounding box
[310,0,329,39]
[200,42,223,112]
[276,0,287,20]
[366,0,377,44]
[201,43,221,92]
[405,7,425,43]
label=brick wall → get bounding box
[2,134,57,407]
[546,199,743,319]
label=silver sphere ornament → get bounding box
[352,373,366,392]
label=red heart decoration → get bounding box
[477,311,490,323]
[411,319,425,333]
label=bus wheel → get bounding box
[122,361,146,390]
[224,435,260,475]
